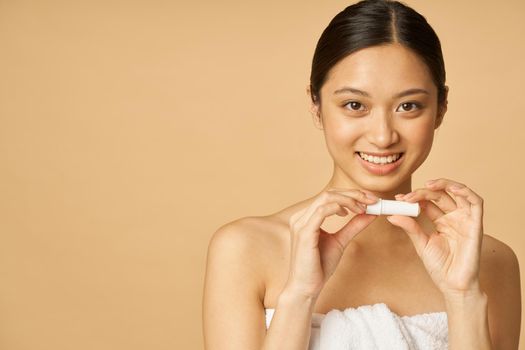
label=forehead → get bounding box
[322,43,436,97]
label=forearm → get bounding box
[262,288,317,350]
[445,288,492,350]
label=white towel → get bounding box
[320,303,448,350]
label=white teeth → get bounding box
[358,152,401,164]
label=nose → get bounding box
[366,109,399,149]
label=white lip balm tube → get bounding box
[365,199,420,217]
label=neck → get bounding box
[320,165,413,199]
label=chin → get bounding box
[355,175,409,195]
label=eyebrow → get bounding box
[333,86,430,98]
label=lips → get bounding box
[355,152,404,175]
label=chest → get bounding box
[316,249,446,315]
[263,242,446,317]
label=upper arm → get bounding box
[203,218,267,350]
[481,235,522,350]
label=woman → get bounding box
[203,0,521,349]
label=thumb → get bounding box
[386,215,428,255]
[333,213,377,249]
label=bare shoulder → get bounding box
[480,233,520,291]
[479,233,521,350]
[203,215,289,349]
[207,215,288,273]
[480,233,520,277]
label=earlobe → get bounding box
[435,85,449,129]
[307,84,323,130]
[310,104,323,130]
[313,112,323,130]
[435,101,447,129]
[435,115,443,129]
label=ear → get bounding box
[435,85,449,129]
[306,84,323,130]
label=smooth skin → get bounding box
[203,43,521,349]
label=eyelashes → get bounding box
[346,101,365,111]
[398,102,421,112]
[343,101,423,113]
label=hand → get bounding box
[387,178,484,297]
[285,189,378,299]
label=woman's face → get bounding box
[312,43,446,194]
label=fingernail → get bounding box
[366,193,379,200]
[449,185,462,190]
[425,179,437,186]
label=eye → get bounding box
[344,101,366,111]
[396,102,421,112]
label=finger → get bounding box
[289,206,309,228]
[400,188,456,213]
[326,187,380,201]
[448,185,484,218]
[419,200,445,221]
[425,178,470,209]
[332,213,377,249]
[327,189,380,204]
[301,190,376,226]
[386,215,429,256]
[434,217,455,236]
[425,178,465,188]
[327,192,368,215]
[335,206,349,217]
[359,189,381,202]
[300,202,349,245]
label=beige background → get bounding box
[0,0,523,349]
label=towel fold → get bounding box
[320,303,448,350]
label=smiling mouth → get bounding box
[356,152,404,165]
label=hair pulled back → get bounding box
[309,0,447,107]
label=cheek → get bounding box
[401,119,436,170]
[403,117,435,147]
[322,120,362,161]
[324,117,362,147]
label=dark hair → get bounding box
[309,0,447,107]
